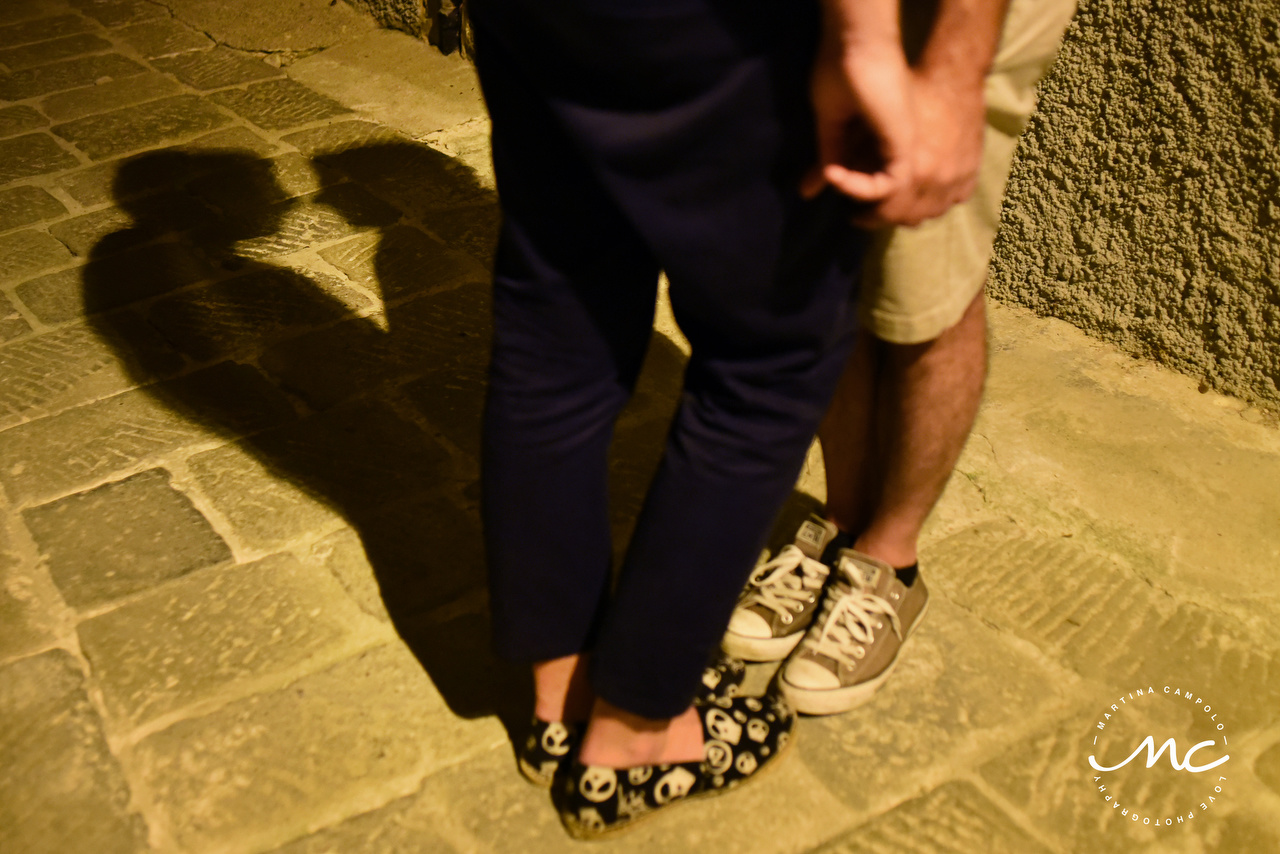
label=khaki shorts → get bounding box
[858,0,1079,344]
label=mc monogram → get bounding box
[1088,735,1229,773]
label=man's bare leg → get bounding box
[818,324,881,537]
[821,288,988,567]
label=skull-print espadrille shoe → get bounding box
[557,691,796,839]
[517,718,581,787]
[516,653,748,788]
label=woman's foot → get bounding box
[533,654,594,724]
[517,654,595,787]
[518,718,582,787]
[559,692,796,839]
[578,699,705,768]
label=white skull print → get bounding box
[627,765,653,786]
[704,739,733,774]
[702,668,722,691]
[653,766,697,803]
[746,718,769,743]
[705,707,743,744]
[735,752,758,775]
[579,767,618,803]
[617,788,649,819]
[576,807,606,832]
[541,722,572,756]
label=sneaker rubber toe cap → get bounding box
[727,609,771,640]
[783,657,840,691]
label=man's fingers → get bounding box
[823,164,896,202]
[800,165,828,199]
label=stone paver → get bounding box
[71,0,167,29]
[979,711,1275,854]
[187,443,346,552]
[53,125,277,206]
[1256,741,1280,797]
[0,316,183,430]
[132,643,503,852]
[0,512,65,663]
[0,228,73,284]
[210,78,349,131]
[0,14,94,48]
[0,1,74,27]
[925,523,1280,731]
[0,31,111,69]
[145,265,356,361]
[280,117,399,155]
[317,491,485,620]
[260,283,490,409]
[400,364,486,459]
[21,467,232,608]
[0,293,33,342]
[0,132,78,183]
[794,595,1075,816]
[40,70,182,121]
[0,362,295,506]
[113,17,212,58]
[809,781,1053,854]
[15,239,216,324]
[0,649,149,854]
[152,45,283,90]
[0,104,49,137]
[299,128,492,215]
[0,184,67,231]
[51,93,232,159]
[317,223,484,301]
[78,552,386,729]
[241,399,454,510]
[47,192,214,257]
[194,181,401,260]
[0,52,144,100]
[186,150,345,211]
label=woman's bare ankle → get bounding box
[532,654,594,723]
[578,698,704,768]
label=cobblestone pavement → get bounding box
[2,2,1279,852]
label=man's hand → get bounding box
[804,0,1006,229]
[802,39,917,216]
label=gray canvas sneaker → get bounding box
[780,548,929,715]
[722,515,839,661]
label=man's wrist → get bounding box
[819,0,901,56]
[915,0,1009,87]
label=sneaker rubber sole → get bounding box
[721,627,806,662]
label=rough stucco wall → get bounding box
[345,0,427,37]
[344,0,464,52]
[992,0,1280,406]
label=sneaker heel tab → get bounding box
[795,514,839,559]
[835,548,892,588]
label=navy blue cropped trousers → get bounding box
[472,0,867,718]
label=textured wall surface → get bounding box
[345,0,427,38]
[344,0,466,52]
[992,0,1280,406]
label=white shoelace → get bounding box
[743,545,829,622]
[802,586,903,667]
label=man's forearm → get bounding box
[819,0,902,56]
[917,0,1010,84]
